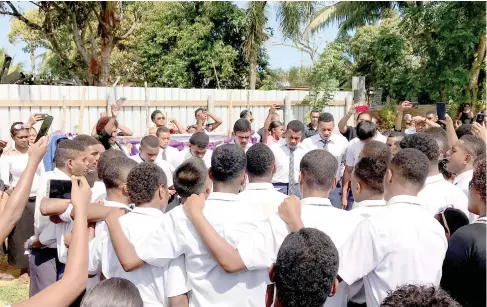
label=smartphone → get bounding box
[436,102,446,121]
[35,113,48,120]
[47,179,72,199]
[476,112,485,124]
[35,115,54,143]
[278,105,285,110]
[355,105,369,113]
[114,97,126,111]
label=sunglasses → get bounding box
[156,117,165,120]
[12,123,29,130]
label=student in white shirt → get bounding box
[93,149,128,202]
[107,144,269,307]
[240,109,261,143]
[155,126,180,173]
[130,135,173,188]
[337,148,448,307]
[270,120,307,198]
[302,112,349,208]
[238,143,286,218]
[386,131,405,158]
[182,150,363,307]
[179,132,213,169]
[342,120,386,209]
[91,162,189,307]
[220,118,253,152]
[73,135,106,188]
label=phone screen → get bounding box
[115,97,126,111]
[48,179,72,199]
[35,115,54,143]
[476,113,485,124]
[436,103,446,121]
[355,105,369,113]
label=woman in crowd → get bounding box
[0,122,45,282]
[457,103,474,125]
[91,111,133,137]
[262,104,284,146]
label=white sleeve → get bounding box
[39,223,56,246]
[59,204,74,223]
[0,156,10,185]
[164,255,190,297]
[88,236,102,275]
[345,142,355,167]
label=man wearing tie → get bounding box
[302,112,349,208]
[270,120,307,198]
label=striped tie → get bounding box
[321,139,329,150]
[289,147,296,196]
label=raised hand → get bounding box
[27,114,44,127]
[348,103,359,116]
[183,193,206,220]
[111,104,118,118]
[70,176,91,210]
[29,136,48,162]
[398,101,413,111]
[278,196,303,232]
[472,122,487,142]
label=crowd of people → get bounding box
[0,100,485,307]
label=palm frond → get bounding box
[276,1,315,40]
[243,1,268,61]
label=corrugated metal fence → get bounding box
[0,85,351,141]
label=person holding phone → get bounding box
[262,104,284,146]
[0,122,45,282]
[91,112,133,137]
[194,107,223,132]
[338,104,373,141]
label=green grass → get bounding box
[0,281,29,306]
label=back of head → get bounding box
[455,124,472,139]
[356,121,377,141]
[189,132,210,148]
[97,149,127,180]
[81,277,143,307]
[318,112,334,123]
[399,133,439,164]
[460,134,486,159]
[246,143,274,178]
[275,228,338,307]
[127,162,167,206]
[210,144,246,183]
[55,139,85,168]
[233,118,251,133]
[355,157,387,194]
[424,127,449,155]
[381,284,460,307]
[156,126,170,137]
[472,157,486,203]
[390,148,429,190]
[173,158,208,199]
[140,135,160,150]
[436,208,469,236]
[362,140,391,162]
[74,134,100,150]
[287,120,305,134]
[300,150,338,192]
[103,157,138,189]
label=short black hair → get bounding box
[156,127,170,136]
[357,112,371,121]
[173,158,208,199]
[287,120,305,134]
[275,228,338,307]
[381,285,460,307]
[356,121,377,141]
[436,208,469,236]
[362,140,391,162]
[55,139,85,168]
[127,162,167,205]
[455,123,472,139]
[151,110,163,122]
[189,132,210,148]
[233,118,251,133]
[424,127,449,154]
[140,135,160,149]
[472,157,486,202]
[399,133,439,164]
[194,107,205,117]
[300,150,338,192]
[246,143,274,178]
[103,157,138,189]
[210,144,246,183]
[74,134,100,149]
[354,157,387,194]
[318,112,334,123]
[390,148,429,189]
[460,134,486,159]
[97,149,127,180]
[310,109,320,115]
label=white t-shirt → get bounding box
[0,153,45,197]
[417,174,469,216]
[345,133,387,167]
[453,169,477,222]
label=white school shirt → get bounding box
[130,154,174,188]
[301,133,349,178]
[345,133,387,167]
[453,169,477,222]
[178,147,213,169]
[417,174,469,217]
[217,141,253,152]
[351,199,387,219]
[270,142,308,183]
[0,153,45,197]
[156,145,180,173]
[91,181,107,202]
[134,192,268,307]
[238,182,287,218]
[88,207,189,307]
[338,195,448,307]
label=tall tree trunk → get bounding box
[30,49,35,74]
[249,57,257,90]
[100,41,113,86]
[469,34,486,111]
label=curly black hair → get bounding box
[210,144,246,183]
[399,133,439,164]
[381,285,461,307]
[286,120,305,134]
[246,143,274,178]
[103,157,138,189]
[173,158,208,199]
[356,121,377,141]
[300,150,338,192]
[127,162,167,205]
[97,149,127,180]
[275,228,338,307]
[472,157,486,202]
[354,157,387,194]
[362,140,391,162]
[391,148,429,189]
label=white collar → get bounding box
[243,182,275,191]
[281,142,304,151]
[453,169,474,185]
[312,133,337,144]
[131,206,164,217]
[387,195,422,207]
[207,192,240,202]
[425,173,445,185]
[301,197,332,207]
[53,168,71,180]
[103,200,133,211]
[353,199,386,209]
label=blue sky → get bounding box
[0,1,339,72]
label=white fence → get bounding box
[0,85,351,141]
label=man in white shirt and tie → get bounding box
[302,112,348,208]
[155,127,180,173]
[238,143,287,218]
[179,132,213,169]
[270,120,308,198]
[221,118,253,152]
